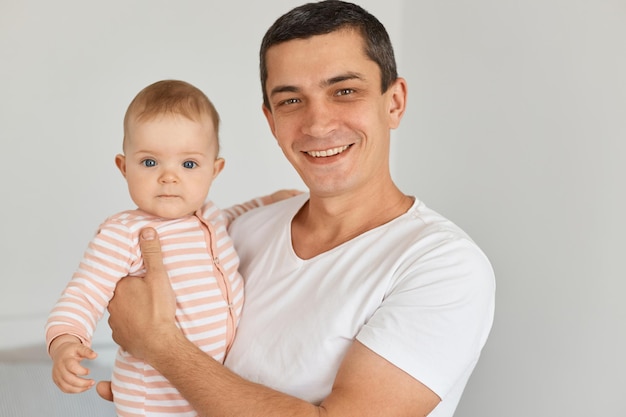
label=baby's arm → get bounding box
[49,334,98,393]
[267,189,302,203]
[222,189,302,224]
[45,217,136,391]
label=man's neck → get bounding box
[291,184,414,259]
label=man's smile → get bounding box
[305,144,351,158]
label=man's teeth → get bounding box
[306,145,349,158]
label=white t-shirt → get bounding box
[225,193,495,416]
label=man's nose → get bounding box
[302,99,336,138]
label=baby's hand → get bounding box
[269,189,303,203]
[49,335,98,393]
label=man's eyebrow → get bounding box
[269,85,299,98]
[323,72,365,87]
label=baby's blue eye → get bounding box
[142,159,156,167]
[183,161,197,169]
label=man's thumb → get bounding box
[96,380,114,402]
[139,227,166,280]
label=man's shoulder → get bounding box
[405,199,474,242]
[388,199,492,274]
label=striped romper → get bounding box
[46,198,267,416]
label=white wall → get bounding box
[0,0,400,360]
[395,1,626,416]
[1,1,624,416]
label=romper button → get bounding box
[213,257,220,264]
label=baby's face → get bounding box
[116,113,223,219]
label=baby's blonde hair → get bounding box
[123,80,220,151]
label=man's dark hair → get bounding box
[260,0,398,110]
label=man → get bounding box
[98,1,495,416]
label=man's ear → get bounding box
[115,154,127,178]
[387,77,408,130]
[262,104,277,138]
[213,157,225,179]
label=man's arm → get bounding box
[101,227,440,417]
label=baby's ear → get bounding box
[115,154,127,177]
[213,157,225,179]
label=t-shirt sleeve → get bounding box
[356,237,495,398]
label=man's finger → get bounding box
[139,227,166,281]
[96,380,114,402]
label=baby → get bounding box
[46,79,295,416]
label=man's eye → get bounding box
[280,98,300,106]
[183,161,197,169]
[336,88,354,96]
[142,159,156,167]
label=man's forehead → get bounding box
[264,33,373,80]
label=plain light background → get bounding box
[1,1,624,416]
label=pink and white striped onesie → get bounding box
[46,197,268,417]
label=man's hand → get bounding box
[107,227,178,360]
[99,227,179,403]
